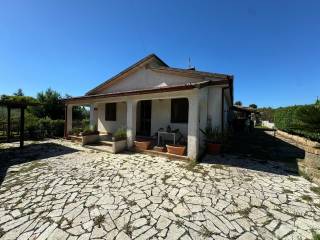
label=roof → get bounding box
[149,66,232,80]
[63,79,230,104]
[86,54,168,95]
[86,53,233,96]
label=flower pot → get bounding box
[134,139,152,150]
[166,144,186,156]
[207,143,221,155]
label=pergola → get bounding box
[0,97,38,148]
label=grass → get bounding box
[312,230,320,240]
[175,219,184,228]
[123,223,134,237]
[127,200,136,207]
[238,208,251,217]
[199,226,213,238]
[161,174,171,184]
[310,186,320,195]
[93,215,105,228]
[283,189,293,194]
[299,170,312,181]
[301,195,313,202]
[211,164,224,170]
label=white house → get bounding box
[64,54,233,160]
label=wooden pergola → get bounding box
[0,100,38,148]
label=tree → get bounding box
[13,88,24,96]
[234,101,242,106]
[32,88,64,120]
[249,104,257,109]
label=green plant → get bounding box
[114,127,127,140]
[200,126,224,144]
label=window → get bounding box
[171,98,188,123]
[105,103,116,121]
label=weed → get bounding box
[93,215,105,228]
[200,226,213,238]
[176,219,184,228]
[310,186,320,195]
[161,174,171,184]
[283,189,293,194]
[211,164,224,170]
[243,177,253,182]
[123,223,134,237]
[127,200,136,207]
[312,230,320,240]
[301,195,313,202]
[238,208,251,217]
[299,170,312,181]
[288,176,298,182]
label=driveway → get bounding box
[0,139,320,240]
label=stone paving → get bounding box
[0,139,320,240]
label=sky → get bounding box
[0,0,319,108]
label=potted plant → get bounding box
[200,125,223,155]
[166,144,186,156]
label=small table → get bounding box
[158,131,176,146]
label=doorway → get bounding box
[137,100,151,137]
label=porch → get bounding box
[64,89,205,160]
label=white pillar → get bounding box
[199,88,208,155]
[89,104,98,129]
[187,91,200,160]
[67,105,73,134]
[126,100,137,148]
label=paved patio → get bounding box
[0,139,320,240]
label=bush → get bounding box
[274,101,320,142]
[114,127,127,140]
[39,118,64,137]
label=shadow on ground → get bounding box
[203,128,305,175]
[0,143,78,186]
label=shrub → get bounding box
[114,127,127,140]
[274,101,320,142]
[39,118,64,137]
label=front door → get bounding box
[139,100,151,136]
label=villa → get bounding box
[64,54,233,160]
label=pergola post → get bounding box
[7,106,11,143]
[20,107,25,148]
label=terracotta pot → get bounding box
[153,146,166,152]
[207,143,221,155]
[166,144,186,156]
[134,139,152,150]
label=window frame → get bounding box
[170,98,189,124]
[105,102,117,121]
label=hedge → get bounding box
[25,115,64,138]
[274,103,320,142]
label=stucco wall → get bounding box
[150,99,188,139]
[207,86,222,130]
[97,102,127,134]
[101,68,217,94]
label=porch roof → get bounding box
[63,79,231,105]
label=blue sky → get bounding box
[0,0,319,108]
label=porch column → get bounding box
[126,99,137,148]
[187,92,200,160]
[90,104,98,129]
[199,88,208,155]
[66,104,73,136]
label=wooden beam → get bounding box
[20,107,25,148]
[7,106,11,143]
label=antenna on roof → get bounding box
[188,57,195,70]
